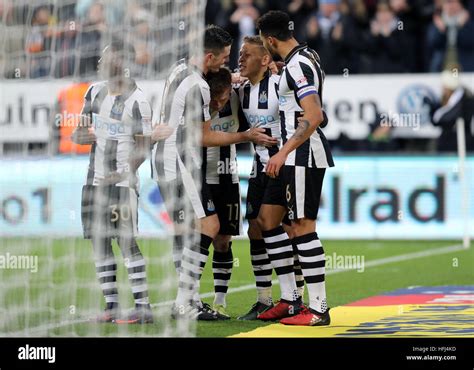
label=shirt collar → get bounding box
[284,43,308,64]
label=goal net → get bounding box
[0,0,205,337]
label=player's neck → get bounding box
[248,69,267,85]
[279,38,300,61]
[108,78,130,95]
[189,55,207,75]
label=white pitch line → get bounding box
[4,243,466,336]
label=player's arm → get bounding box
[130,100,153,173]
[280,93,324,157]
[71,86,96,145]
[201,121,277,147]
[266,93,324,177]
[266,60,325,177]
[199,84,276,147]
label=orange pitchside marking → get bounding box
[232,286,474,337]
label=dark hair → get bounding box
[104,37,136,62]
[204,25,233,55]
[207,68,232,98]
[256,11,293,41]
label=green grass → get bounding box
[0,238,472,337]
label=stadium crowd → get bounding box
[1,0,474,78]
[0,0,472,155]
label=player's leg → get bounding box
[283,221,305,300]
[172,164,221,319]
[211,233,233,318]
[208,182,241,317]
[280,167,330,326]
[82,185,119,322]
[113,186,153,324]
[256,202,302,320]
[238,173,274,320]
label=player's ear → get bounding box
[267,36,275,47]
[204,51,214,66]
[261,54,270,66]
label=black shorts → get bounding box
[208,182,242,236]
[245,171,288,222]
[281,166,325,221]
[157,178,216,224]
[81,185,138,239]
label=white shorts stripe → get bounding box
[295,166,306,219]
[177,155,206,219]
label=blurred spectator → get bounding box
[427,70,474,152]
[54,20,78,78]
[26,6,53,78]
[306,0,364,74]
[362,1,414,73]
[426,0,474,72]
[218,0,261,70]
[130,8,155,77]
[77,2,106,77]
[287,0,318,41]
[76,0,125,26]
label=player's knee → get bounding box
[213,235,231,252]
[247,220,262,239]
[291,218,316,237]
[283,223,295,239]
[201,216,220,239]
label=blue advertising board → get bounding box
[0,156,472,239]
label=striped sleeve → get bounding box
[80,85,93,116]
[184,83,211,123]
[132,97,153,136]
[286,58,319,100]
[201,83,211,122]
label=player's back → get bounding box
[152,59,211,182]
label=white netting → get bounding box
[0,0,206,337]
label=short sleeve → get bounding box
[132,99,153,136]
[286,59,319,100]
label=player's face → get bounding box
[239,43,267,79]
[259,31,278,58]
[210,86,231,112]
[208,45,231,73]
[98,47,123,80]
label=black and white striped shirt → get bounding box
[205,90,245,185]
[238,71,281,173]
[278,43,334,168]
[151,59,211,182]
[81,80,152,189]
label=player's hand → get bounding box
[151,124,174,142]
[246,128,278,147]
[266,151,286,178]
[268,61,285,74]
[232,72,247,85]
[78,114,91,127]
